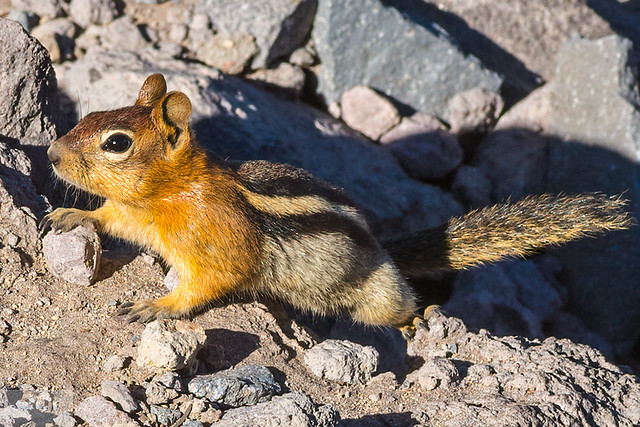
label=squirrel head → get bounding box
[48,74,195,203]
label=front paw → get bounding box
[40,208,95,236]
[118,299,171,324]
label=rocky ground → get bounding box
[1,0,640,425]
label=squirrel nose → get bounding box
[47,146,61,167]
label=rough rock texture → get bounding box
[75,396,137,427]
[68,0,119,28]
[42,225,102,286]
[54,48,462,231]
[247,62,306,99]
[195,32,257,75]
[144,372,182,405]
[340,86,400,140]
[0,18,59,141]
[445,262,563,339]
[0,140,47,252]
[312,0,503,118]
[187,365,281,408]
[404,356,459,391]
[548,35,640,161]
[136,319,206,373]
[406,311,640,426]
[433,0,614,82]
[447,88,504,134]
[304,340,379,385]
[194,0,317,69]
[100,380,138,413]
[216,392,339,427]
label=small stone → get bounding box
[380,112,445,145]
[164,268,179,292]
[149,405,182,426]
[101,380,138,413]
[187,365,281,408]
[6,10,38,32]
[103,355,125,373]
[304,339,379,385]
[0,406,33,425]
[144,372,183,405]
[386,129,463,180]
[42,225,102,286]
[404,356,460,390]
[289,46,316,67]
[30,17,76,63]
[68,0,119,27]
[3,233,19,248]
[11,0,65,21]
[215,392,339,427]
[195,32,258,75]
[340,86,400,140]
[75,396,137,426]
[0,387,8,407]
[136,319,206,373]
[182,420,204,427]
[0,319,11,336]
[450,165,492,208]
[447,88,504,135]
[53,411,76,427]
[247,62,306,98]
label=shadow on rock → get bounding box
[198,329,261,372]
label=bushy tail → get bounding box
[383,193,633,276]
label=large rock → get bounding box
[406,311,640,426]
[215,392,339,427]
[0,18,60,141]
[545,35,640,356]
[194,0,317,69]
[472,34,640,357]
[312,0,503,118]
[187,365,281,408]
[55,47,462,231]
[75,396,137,427]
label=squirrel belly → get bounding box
[42,73,632,335]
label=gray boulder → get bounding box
[304,339,378,385]
[187,365,281,408]
[42,225,102,286]
[215,392,339,427]
[312,0,503,118]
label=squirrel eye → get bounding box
[102,133,133,153]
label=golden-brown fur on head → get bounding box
[47,74,195,204]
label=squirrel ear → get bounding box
[135,74,167,107]
[152,91,192,146]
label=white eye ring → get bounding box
[100,130,135,161]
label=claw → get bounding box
[117,299,170,324]
[39,215,53,238]
[424,305,444,321]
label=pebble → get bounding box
[74,395,137,426]
[340,85,400,140]
[136,319,206,373]
[42,225,102,287]
[101,380,138,413]
[187,365,281,408]
[304,340,379,385]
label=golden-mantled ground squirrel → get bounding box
[42,74,632,338]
